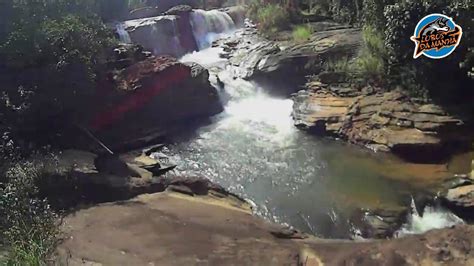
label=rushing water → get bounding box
[116,23,131,44]
[190,9,235,49]
[166,45,464,238]
[396,198,464,237]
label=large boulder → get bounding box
[222,5,246,27]
[90,56,222,147]
[164,5,199,53]
[445,185,474,209]
[155,0,199,13]
[56,187,474,265]
[350,208,408,239]
[214,24,362,95]
[292,82,470,162]
[128,0,199,20]
[122,15,193,57]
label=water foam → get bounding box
[396,198,464,237]
[190,9,235,49]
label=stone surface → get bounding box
[91,56,223,147]
[56,190,474,265]
[445,185,474,208]
[214,24,361,95]
[40,148,254,212]
[351,208,408,239]
[292,81,469,162]
[163,5,193,15]
[122,15,190,57]
[222,5,246,27]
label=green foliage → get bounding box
[323,56,352,73]
[300,0,331,16]
[354,26,386,83]
[258,4,291,34]
[330,0,363,25]
[362,0,394,32]
[247,1,291,34]
[0,161,60,265]
[292,25,312,42]
[0,1,117,146]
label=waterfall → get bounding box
[116,9,235,57]
[115,23,131,44]
[396,197,464,237]
[190,9,236,50]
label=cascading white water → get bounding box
[190,9,236,50]
[115,23,131,44]
[396,198,464,237]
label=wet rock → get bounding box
[351,208,408,239]
[121,15,191,57]
[213,24,361,95]
[270,228,308,239]
[92,56,223,148]
[163,5,198,52]
[444,185,474,208]
[167,176,229,196]
[222,6,246,27]
[42,150,241,208]
[251,28,361,95]
[443,176,474,191]
[107,44,153,70]
[155,0,199,13]
[163,5,193,15]
[128,0,199,19]
[292,83,469,163]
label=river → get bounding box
[146,44,464,238]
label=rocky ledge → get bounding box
[292,80,470,162]
[214,23,362,95]
[56,188,474,265]
[89,52,223,149]
[441,162,474,221]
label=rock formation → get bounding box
[292,81,469,162]
[92,55,223,148]
[214,23,361,95]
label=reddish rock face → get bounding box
[91,56,223,146]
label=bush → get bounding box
[0,3,117,147]
[247,1,291,34]
[0,161,60,265]
[292,25,312,42]
[323,56,352,73]
[354,26,386,83]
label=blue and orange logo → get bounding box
[411,14,463,59]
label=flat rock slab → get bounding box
[446,184,474,208]
[57,191,474,265]
[292,84,469,162]
[57,192,301,265]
